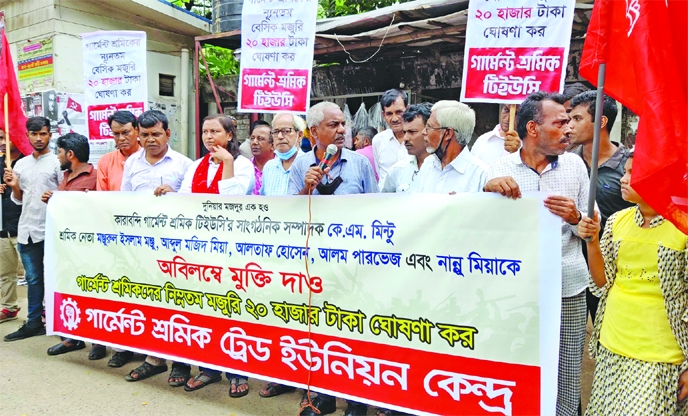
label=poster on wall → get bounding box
[82,31,147,141]
[0,10,5,29]
[17,37,54,92]
[238,0,318,114]
[461,0,576,103]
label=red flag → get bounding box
[0,29,32,156]
[579,0,688,234]
[66,97,82,113]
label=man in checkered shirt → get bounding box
[484,91,590,416]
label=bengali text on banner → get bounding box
[238,0,317,114]
[82,31,147,140]
[461,0,576,103]
[45,192,562,416]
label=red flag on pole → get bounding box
[579,0,688,233]
[66,97,82,113]
[0,29,32,156]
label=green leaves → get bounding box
[318,0,414,18]
[199,45,240,78]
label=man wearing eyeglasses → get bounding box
[414,100,489,194]
[247,120,275,195]
[96,111,142,191]
[259,113,305,196]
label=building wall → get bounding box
[0,0,198,156]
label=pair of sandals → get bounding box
[184,372,249,398]
[47,341,106,360]
[124,361,191,384]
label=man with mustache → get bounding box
[372,89,408,187]
[413,100,489,194]
[3,117,61,342]
[484,91,590,416]
[119,110,193,385]
[288,101,377,416]
[248,120,275,195]
[382,103,432,193]
[97,111,142,191]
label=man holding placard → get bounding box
[484,91,590,416]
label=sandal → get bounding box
[229,377,250,398]
[47,340,86,356]
[184,371,222,392]
[168,362,191,387]
[259,382,296,398]
[125,361,168,382]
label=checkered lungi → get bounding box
[557,291,587,416]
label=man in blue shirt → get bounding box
[291,102,377,416]
[288,102,378,196]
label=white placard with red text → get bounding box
[238,0,317,114]
[82,31,147,139]
[461,0,576,104]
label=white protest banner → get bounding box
[46,192,562,415]
[238,0,317,114]
[461,0,576,103]
[82,31,147,140]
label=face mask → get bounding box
[275,145,298,161]
[432,130,450,161]
[316,176,343,195]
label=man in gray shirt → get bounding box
[3,117,61,342]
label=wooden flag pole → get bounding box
[508,104,516,132]
[3,93,9,169]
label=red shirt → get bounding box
[59,164,98,192]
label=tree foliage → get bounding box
[317,0,414,18]
[167,0,413,77]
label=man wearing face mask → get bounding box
[260,113,305,196]
[414,100,489,194]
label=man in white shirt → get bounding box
[371,89,408,186]
[414,101,489,194]
[484,91,590,416]
[472,104,520,166]
[382,103,432,193]
[3,117,61,342]
[121,110,192,195]
[120,110,193,386]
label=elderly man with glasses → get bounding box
[413,100,489,194]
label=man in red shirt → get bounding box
[40,133,102,359]
[97,111,141,191]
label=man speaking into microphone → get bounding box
[287,101,377,416]
[289,101,378,197]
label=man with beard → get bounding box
[97,111,142,191]
[484,91,590,416]
[414,100,489,194]
[40,134,101,358]
[288,101,377,416]
[372,89,408,186]
[3,117,61,342]
[248,120,275,195]
[382,103,431,193]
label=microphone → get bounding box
[318,144,338,170]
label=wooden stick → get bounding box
[508,104,516,132]
[3,93,9,169]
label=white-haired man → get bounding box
[414,100,489,193]
[259,113,305,196]
[288,102,377,197]
[288,101,377,416]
